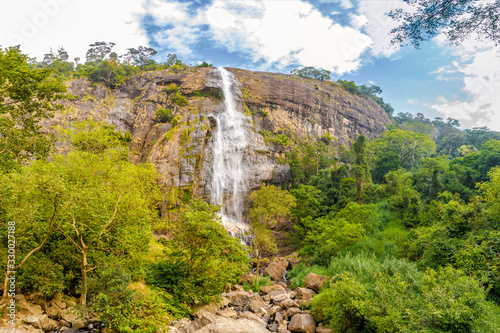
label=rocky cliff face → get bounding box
[51,67,390,217]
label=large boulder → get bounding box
[240,311,267,328]
[192,312,271,333]
[220,291,250,307]
[304,273,329,292]
[192,302,220,318]
[239,274,257,285]
[249,294,268,313]
[288,314,316,333]
[264,258,289,281]
[260,284,285,294]
[23,314,58,331]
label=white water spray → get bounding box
[210,67,250,235]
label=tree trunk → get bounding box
[80,249,88,306]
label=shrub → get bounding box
[170,92,188,107]
[155,108,174,123]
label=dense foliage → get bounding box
[284,113,500,331]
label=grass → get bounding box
[242,275,272,293]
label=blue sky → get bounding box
[2,0,499,130]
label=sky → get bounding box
[1,0,499,131]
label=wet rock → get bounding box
[288,314,316,333]
[264,258,288,281]
[304,273,329,292]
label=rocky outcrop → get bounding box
[48,67,390,221]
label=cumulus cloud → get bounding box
[356,0,409,57]
[430,36,500,130]
[145,0,372,74]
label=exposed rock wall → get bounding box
[49,67,390,217]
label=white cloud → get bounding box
[349,13,368,29]
[356,0,410,57]
[407,99,418,104]
[0,0,148,60]
[204,0,372,74]
[430,36,500,130]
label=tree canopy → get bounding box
[390,0,500,47]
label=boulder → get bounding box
[217,308,238,318]
[192,302,220,318]
[23,314,58,331]
[240,274,257,285]
[268,305,282,316]
[220,291,250,307]
[276,282,288,289]
[173,317,191,329]
[249,294,267,313]
[295,288,315,303]
[315,325,333,333]
[46,304,61,319]
[49,294,67,309]
[304,273,329,292]
[194,316,271,333]
[269,291,289,304]
[286,307,302,318]
[240,312,267,328]
[286,253,301,268]
[288,314,316,333]
[264,258,288,281]
[18,300,44,316]
[60,308,86,329]
[220,297,230,307]
[260,284,285,294]
[280,299,299,309]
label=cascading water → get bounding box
[210,67,250,239]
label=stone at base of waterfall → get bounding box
[220,291,250,307]
[23,314,58,331]
[249,294,267,313]
[304,273,329,292]
[264,257,289,281]
[190,312,272,333]
[288,314,316,333]
[295,288,315,303]
[260,284,285,294]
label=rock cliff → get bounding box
[50,67,390,217]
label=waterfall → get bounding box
[210,67,250,237]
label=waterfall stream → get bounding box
[210,67,250,238]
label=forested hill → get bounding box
[2,44,500,333]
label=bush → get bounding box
[94,282,183,333]
[155,108,174,123]
[306,254,496,332]
[170,92,189,107]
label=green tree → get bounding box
[56,120,160,305]
[291,67,331,81]
[390,0,500,48]
[0,46,68,172]
[157,199,248,304]
[0,161,65,299]
[249,185,296,273]
[370,128,436,171]
[372,150,401,183]
[352,135,371,204]
[415,155,450,200]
